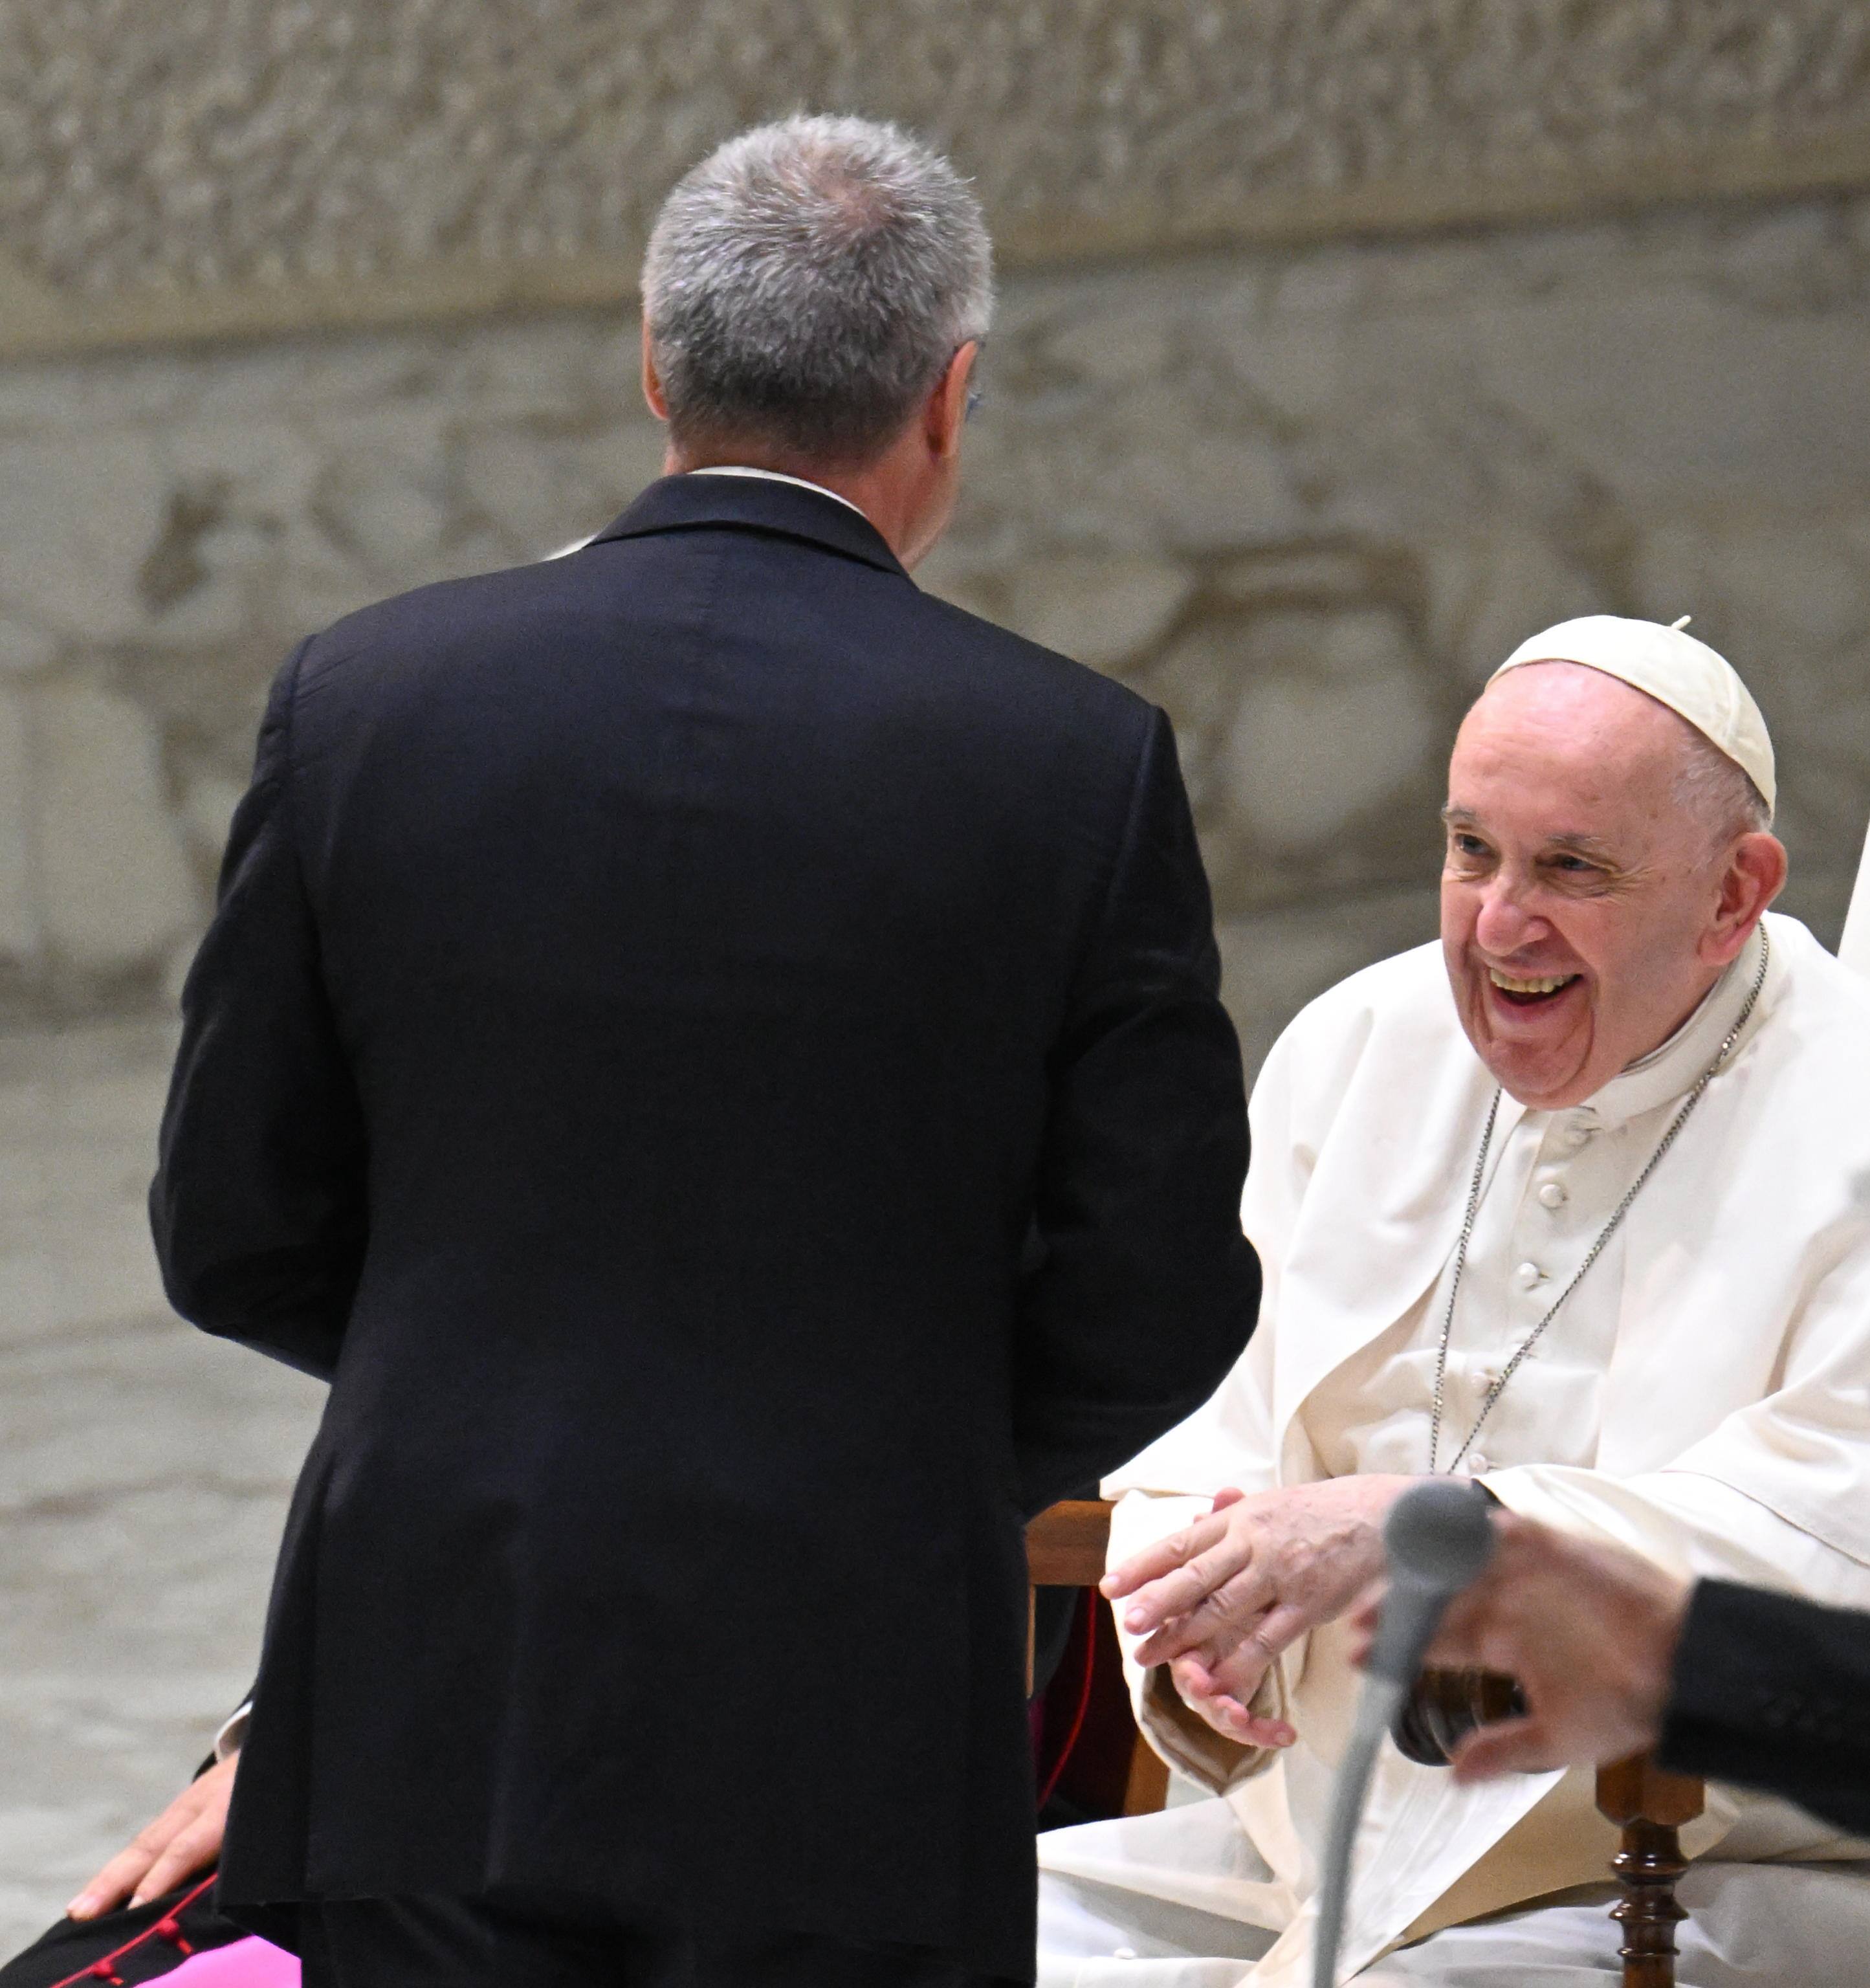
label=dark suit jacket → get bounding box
[1662,1579,1870,1839]
[150,474,1259,1978]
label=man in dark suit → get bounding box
[149,114,1259,1987]
[1398,1510,1870,1837]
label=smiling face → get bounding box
[1442,663,1785,1109]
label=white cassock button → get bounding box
[1515,1261,1546,1288]
[1538,1181,1567,1209]
[1467,1453,1491,1476]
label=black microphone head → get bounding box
[1383,1478,1497,1592]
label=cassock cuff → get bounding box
[1135,1655,1286,1792]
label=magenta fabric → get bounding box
[161,1939,298,1986]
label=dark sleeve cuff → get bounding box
[1660,1578,1870,1838]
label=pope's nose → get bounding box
[1473,884,1547,960]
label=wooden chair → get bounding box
[1026,1499,1706,1988]
[1026,1497,1169,1815]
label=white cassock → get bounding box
[1038,911,1870,1986]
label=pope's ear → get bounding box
[1710,832,1787,960]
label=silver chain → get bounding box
[1429,931,1771,1476]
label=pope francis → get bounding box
[1037,617,1870,1985]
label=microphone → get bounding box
[1310,1480,1497,1988]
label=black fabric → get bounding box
[0,1882,248,1987]
[299,1892,1023,1987]
[150,472,1259,1982]
[1660,1578,1870,1835]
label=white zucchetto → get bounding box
[1490,613,1776,817]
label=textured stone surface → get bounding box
[0,685,34,968]
[6,3,1870,352]
[30,683,200,979]
[0,1022,325,1959]
[5,195,1870,1035]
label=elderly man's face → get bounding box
[1440,663,1765,1109]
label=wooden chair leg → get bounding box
[1595,1756,1705,1988]
[1122,1734,1171,1815]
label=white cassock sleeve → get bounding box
[1097,1028,1303,1790]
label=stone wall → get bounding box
[4,190,1870,1067]
[7,0,1870,355]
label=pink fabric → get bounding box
[160,1938,298,1985]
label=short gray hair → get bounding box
[1674,727,1773,846]
[642,115,995,465]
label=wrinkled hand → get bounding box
[1348,1512,1690,1782]
[67,1752,236,1919]
[1102,1475,1416,1747]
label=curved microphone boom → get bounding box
[1310,1480,1497,1988]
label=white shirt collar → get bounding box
[541,467,872,563]
[688,465,869,519]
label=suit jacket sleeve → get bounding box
[1013,705,1259,1515]
[149,641,368,1382]
[1660,1578,1870,1836]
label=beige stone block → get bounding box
[459,419,663,557]
[1134,621,1251,815]
[1124,424,1297,549]
[163,419,324,522]
[0,436,168,642]
[1435,531,1609,689]
[180,771,245,863]
[1468,288,1870,507]
[0,614,58,676]
[435,319,622,419]
[313,450,452,569]
[998,555,1193,672]
[1226,663,1438,851]
[1713,208,1861,313]
[137,529,255,648]
[1701,525,1869,653]
[1214,311,1348,427]
[28,683,199,974]
[1044,311,1177,388]
[0,683,39,965]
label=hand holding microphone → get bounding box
[1312,1479,1497,1988]
[1352,1508,1691,1782]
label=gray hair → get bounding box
[1674,727,1773,846]
[642,115,995,465]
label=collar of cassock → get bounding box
[1556,921,1774,1134]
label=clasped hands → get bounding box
[1101,1473,1417,1749]
[1105,1477,1693,1780]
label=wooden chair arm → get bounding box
[1026,1498,1116,1586]
[1024,1498,1167,1814]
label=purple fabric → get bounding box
[161,1939,298,1986]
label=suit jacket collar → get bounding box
[588,472,909,579]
